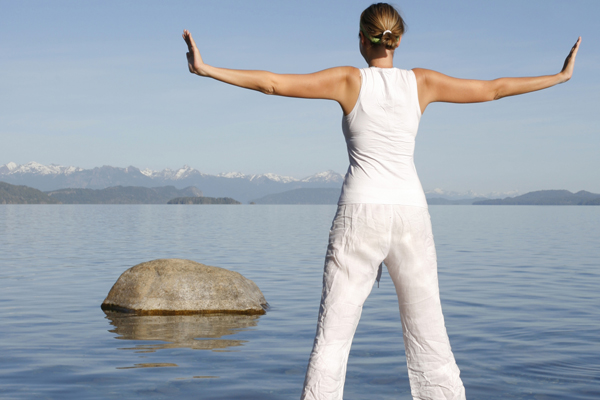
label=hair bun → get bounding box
[360,3,405,50]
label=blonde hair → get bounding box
[360,3,405,49]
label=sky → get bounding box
[1,0,599,194]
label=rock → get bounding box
[101,259,268,315]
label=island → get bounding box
[167,197,240,205]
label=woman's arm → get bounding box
[414,37,581,114]
[183,30,361,114]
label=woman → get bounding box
[183,3,580,399]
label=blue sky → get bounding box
[1,0,598,194]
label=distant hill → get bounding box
[251,188,341,204]
[474,190,600,205]
[46,186,203,204]
[167,197,240,205]
[0,181,59,204]
[252,188,490,205]
[426,197,488,205]
[252,188,600,206]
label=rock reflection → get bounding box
[104,311,261,352]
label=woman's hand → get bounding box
[559,37,581,83]
[182,30,208,76]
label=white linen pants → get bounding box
[301,204,465,400]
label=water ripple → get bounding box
[0,205,598,399]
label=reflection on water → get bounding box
[104,311,262,354]
[117,363,178,370]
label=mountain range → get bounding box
[0,162,343,203]
[0,162,522,203]
[3,180,598,206]
[473,190,600,205]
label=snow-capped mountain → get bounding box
[216,171,298,183]
[0,162,344,202]
[301,170,344,183]
[140,165,207,180]
[0,161,83,176]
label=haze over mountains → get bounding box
[3,163,599,205]
[473,190,600,205]
[251,188,600,205]
[0,162,343,203]
[1,162,523,203]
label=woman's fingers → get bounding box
[569,37,581,61]
[182,30,191,50]
[187,31,198,51]
[561,37,581,80]
[182,29,199,53]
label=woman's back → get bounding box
[339,67,427,207]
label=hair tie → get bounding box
[360,24,398,45]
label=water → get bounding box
[0,205,598,399]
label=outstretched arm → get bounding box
[182,30,361,114]
[414,37,581,114]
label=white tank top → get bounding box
[338,67,427,207]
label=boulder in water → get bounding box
[101,259,267,315]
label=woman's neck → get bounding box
[365,47,395,68]
[368,56,394,68]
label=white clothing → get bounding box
[301,205,465,400]
[338,68,427,207]
[301,67,465,400]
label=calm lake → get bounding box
[0,205,599,399]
